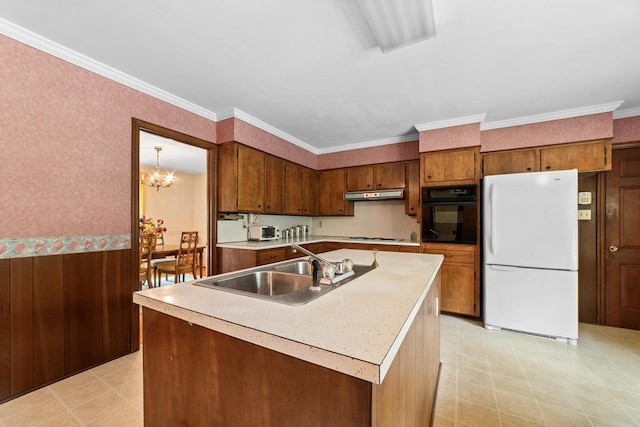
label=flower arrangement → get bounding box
[139,216,167,234]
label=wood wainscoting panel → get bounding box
[33,255,64,387]
[10,257,34,396]
[0,260,11,400]
[64,251,105,375]
[101,250,131,360]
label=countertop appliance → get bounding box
[248,225,281,241]
[483,169,578,343]
[422,184,477,244]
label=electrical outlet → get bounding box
[578,209,591,220]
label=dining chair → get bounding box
[155,230,165,246]
[154,231,199,284]
[139,233,155,288]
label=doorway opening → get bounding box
[131,118,216,349]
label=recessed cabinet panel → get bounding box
[319,169,353,216]
[421,147,479,184]
[482,149,538,176]
[237,145,265,212]
[302,168,318,215]
[375,162,406,189]
[264,155,285,213]
[285,162,304,215]
[422,243,478,317]
[346,165,374,191]
[346,163,406,191]
[405,160,420,216]
[540,140,611,172]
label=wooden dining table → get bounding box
[152,244,206,279]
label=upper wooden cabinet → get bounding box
[540,139,611,172]
[264,155,285,213]
[421,147,480,185]
[346,162,406,191]
[284,163,319,216]
[318,169,354,216]
[284,162,304,215]
[481,139,612,177]
[302,168,319,216]
[405,160,420,216]
[218,143,265,213]
[482,148,538,176]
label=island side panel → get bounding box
[142,308,372,426]
[371,270,441,426]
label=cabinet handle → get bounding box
[427,175,432,179]
[545,166,551,170]
[526,167,531,171]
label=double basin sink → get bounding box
[194,259,374,305]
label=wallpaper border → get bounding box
[0,234,131,258]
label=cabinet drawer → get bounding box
[257,248,287,265]
[439,249,474,264]
[422,244,474,265]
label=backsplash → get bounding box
[311,200,419,241]
[218,200,419,243]
[217,214,312,243]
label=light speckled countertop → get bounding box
[133,249,442,384]
[216,234,420,250]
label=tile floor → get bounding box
[1,315,639,426]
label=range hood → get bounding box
[343,189,404,201]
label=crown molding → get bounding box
[317,133,419,155]
[614,106,640,120]
[223,108,319,154]
[0,17,218,121]
[481,100,625,131]
[414,113,487,132]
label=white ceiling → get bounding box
[2,0,640,158]
[140,131,207,175]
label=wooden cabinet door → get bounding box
[482,148,538,176]
[237,145,265,212]
[285,162,303,215]
[302,168,318,215]
[216,143,238,212]
[440,263,476,316]
[540,139,612,172]
[405,160,420,216]
[375,162,405,189]
[264,155,285,213]
[346,165,374,191]
[422,243,478,316]
[421,147,478,184]
[319,169,353,216]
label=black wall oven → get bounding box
[422,184,478,244]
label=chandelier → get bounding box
[146,146,175,191]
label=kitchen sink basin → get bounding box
[194,260,375,305]
[211,270,312,295]
[273,260,313,275]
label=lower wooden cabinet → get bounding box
[421,242,479,317]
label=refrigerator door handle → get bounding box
[487,182,495,256]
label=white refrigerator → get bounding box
[483,169,578,344]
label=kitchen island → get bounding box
[133,249,443,426]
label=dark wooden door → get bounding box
[605,146,640,329]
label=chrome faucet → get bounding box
[291,244,335,266]
[291,244,336,285]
